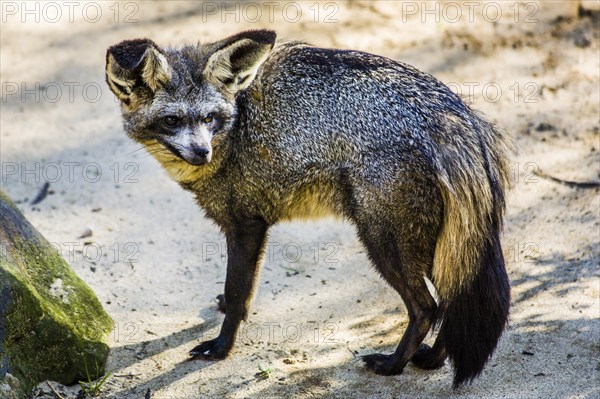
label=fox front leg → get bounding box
[190,218,269,359]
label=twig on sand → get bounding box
[113,373,141,378]
[534,170,600,188]
[47,381,65,399]
[31,181,51,205]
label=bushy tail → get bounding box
[432,114,512,389]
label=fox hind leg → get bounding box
[358,225,439,376]
[411,336,447,370]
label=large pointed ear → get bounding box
[203,30,276,95]
[105,38,171,102]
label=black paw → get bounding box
[189,337,231,360]
[215,294,226,313]
[361,353,403,376]
[411,343,446,370]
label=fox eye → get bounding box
[163,116,180,128]
[202,114,214,124]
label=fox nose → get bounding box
[187,146,211,165]
[194,147,209,158]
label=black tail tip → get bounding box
[443,233,510,390]
[452,373,477,390]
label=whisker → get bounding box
[127,146,149,156]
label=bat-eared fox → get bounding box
[106,29,511,389]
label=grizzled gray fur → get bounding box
[106,30,512,389]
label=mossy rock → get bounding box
[0,190,114,398]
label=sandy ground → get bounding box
[1,1,599,398]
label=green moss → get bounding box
[3,239,113,342]
[0,190,114,396]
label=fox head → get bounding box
[105,30,276,167]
